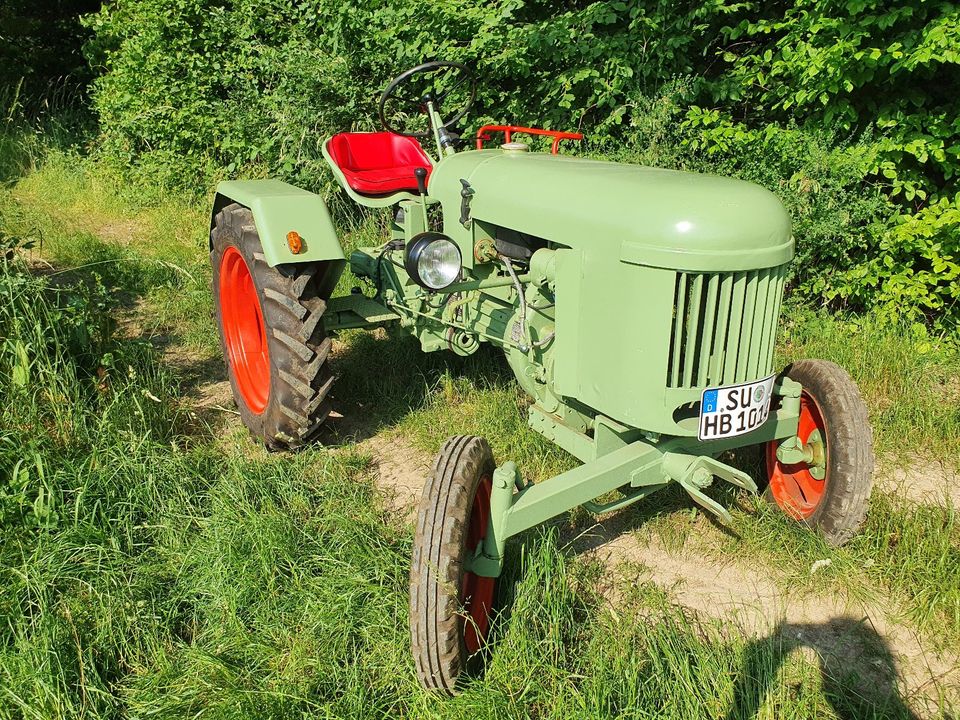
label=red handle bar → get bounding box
[475,125,584,154]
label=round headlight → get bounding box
[405,232,462,290]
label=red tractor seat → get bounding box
[326,132,433,195]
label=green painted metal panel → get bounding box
[422,148,793,435]
[214,179,345,267]
[429,150,793,272]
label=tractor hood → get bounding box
[430,150,793,271]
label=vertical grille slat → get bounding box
[747,268,772,379]
[710,274,734,381]
[681,274,704,387]
[766,270,786,370]
[668,273,687,387]
[665,265,787,390]
[755,266,782,376]
[736,271,760,379]
[697,273,720,386]
[723,272,748,385]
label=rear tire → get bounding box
[211,203,334,449]
[410,436,498,694]
[764,359,874,546]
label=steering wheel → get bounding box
[378,61,476,138]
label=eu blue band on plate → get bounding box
[703,389,718,413]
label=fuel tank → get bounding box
[430,149,793,272]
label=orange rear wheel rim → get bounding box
[219,246,270,414]
[767,391,828,519]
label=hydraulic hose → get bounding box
[499,254,531,352]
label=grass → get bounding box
[777,305,960,460]
[1,135,958,717]
[0,252,913,719]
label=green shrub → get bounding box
[76,0,960,334]
[713,0,960,204]
[824,197,960,331]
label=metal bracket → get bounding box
[775,429,825,480]
[662,452,758,525]
[464,461,519,578]
[459,179,474,227]
[324,293,401,331]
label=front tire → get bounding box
[410,436,498,694]
[211,203,334,449]
[765,359,874,545]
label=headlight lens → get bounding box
[405,233,462,290]
[418,238,461,289]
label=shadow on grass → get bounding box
[483,532,927,718]
[728,618,927,720]
[320,328,516,444]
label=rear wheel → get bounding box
[211,203,334,449]
[765,359,874,546]
[410,436,498,694]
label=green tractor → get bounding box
[209,62,874,693]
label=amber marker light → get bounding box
[287,230,303,254]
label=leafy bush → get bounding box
[78,0,960,334]
[712,0,960,204]
[0,0,99,108]
[824,198,960,326]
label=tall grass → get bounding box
[1,78,91,184]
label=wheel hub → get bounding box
[766,391,828,519]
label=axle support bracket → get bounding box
[662,452,758,525]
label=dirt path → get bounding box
[877,455,960,508]
[358,434,431,520]
[594,533,958,714]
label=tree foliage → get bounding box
[68,1,960,334]
[0,0,100,112]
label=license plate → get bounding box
[698,374,776,441]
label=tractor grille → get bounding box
[666,266,787,389]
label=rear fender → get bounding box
[212,179,346,281]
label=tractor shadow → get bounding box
[317,327,514,445]
[489,534,930,717]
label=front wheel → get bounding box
[410,436,498,694]
[765,359,874,546]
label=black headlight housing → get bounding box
[404,232,462,290]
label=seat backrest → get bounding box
[327,132,432,172]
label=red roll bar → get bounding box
[475,125,584,154]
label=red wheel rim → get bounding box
[461,475,496,654]
[766,391,828,519]
[219,246,270,414]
